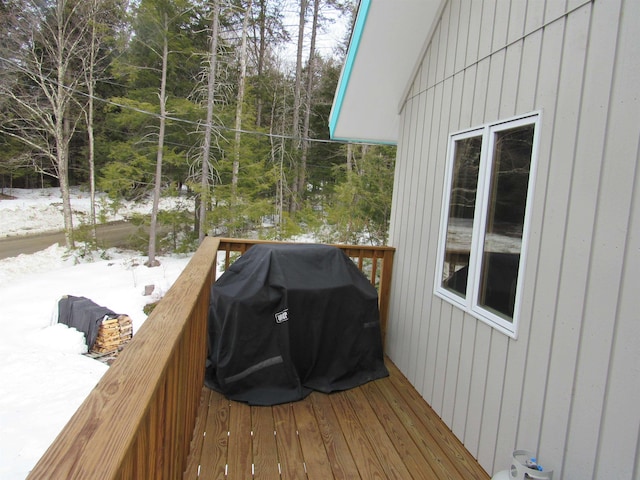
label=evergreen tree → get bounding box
[326,145,395,245]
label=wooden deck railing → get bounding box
[26,237,395,480]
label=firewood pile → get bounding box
[90,315,133,356]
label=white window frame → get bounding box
[434,112,541,338]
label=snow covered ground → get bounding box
[0,188,194,479]
[0,186,193,238]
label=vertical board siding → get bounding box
[500,42,521,118]
[412,83,441,389]
[454,2,471,74]
[513,9,565,464]
[412,87,439,394]
[429,76,457,407]
[535,5,591,471]
[394,92,419,372]
[563,0,639,475]
[444,0,460,80]
[465,323,492,458]
[507,1,527,44]
[590,0,640,477]
[389,0,639,478]
[597,141,640,478]
[405,91,429,383]
[477,331,508,469]
[435,3,450,84]
[478,1,496,62]
[386,117,408,360]
[525,2,545,34]
[441,307,464,426]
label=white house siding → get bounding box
[386,0,640,478]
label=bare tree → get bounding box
[292,0,307,147]
[346,142,354,172]
[0,0,91,248]
[254,0,268,128]
[82,0,125,240]
[231,0,253,191]
[250,0,289,128]
[84,4,99,241]
[289,0,307,213]
[297,0,319,197]
[270,78,289,237]
[147,12,170,267]
[198,0,221,244]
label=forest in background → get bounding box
[0,0,395,260]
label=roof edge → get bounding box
[397,0,447,114]
[331,135,398,146]
[328,0,371,140]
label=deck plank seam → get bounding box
[182,360,489,480]
[386,362,486,479]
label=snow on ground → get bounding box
[0,188,193,479]
[0,186,193,238]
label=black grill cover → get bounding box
[204,244,389,405]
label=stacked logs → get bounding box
[91,315,133,355]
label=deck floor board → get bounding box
[184,358,490,480]
[251,406,280,480]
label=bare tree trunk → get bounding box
[255,0,266,127]
[86,3,98,241]
[358,144,369,175]
[56,1,74,249]
[198,0,221,244]
[269,87,285,238]
[58,135,74,248]
[87,95,97,239]
[346,143,354,172]
[290,0,306,213]
[297,0,318,198]
[147,13,169,267]
[292,0,306,145]
[82,0,125,242]
[232,0,253,192]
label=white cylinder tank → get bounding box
[491,450,553,480]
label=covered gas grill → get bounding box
[205,243,388,405]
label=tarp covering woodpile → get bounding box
[58,296,116,350]
[57,296,132,355]
[205,244,388,406]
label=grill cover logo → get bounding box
[275,309,289,324]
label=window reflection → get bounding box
[442,135,482,296]
[478,125,534,319]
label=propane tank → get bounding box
[491,471,511,480]
[491,450,553,480]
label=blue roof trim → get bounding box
[328,0,371,140]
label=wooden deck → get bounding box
[184,359,489,480]
[26,239,488,479]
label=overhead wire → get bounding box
[0,54,375,147]
[91,92,360,145]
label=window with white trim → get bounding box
[435,113,540,338]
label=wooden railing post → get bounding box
[378,249,394,349]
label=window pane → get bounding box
[478,124,535,319]
[441,135,482,296]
